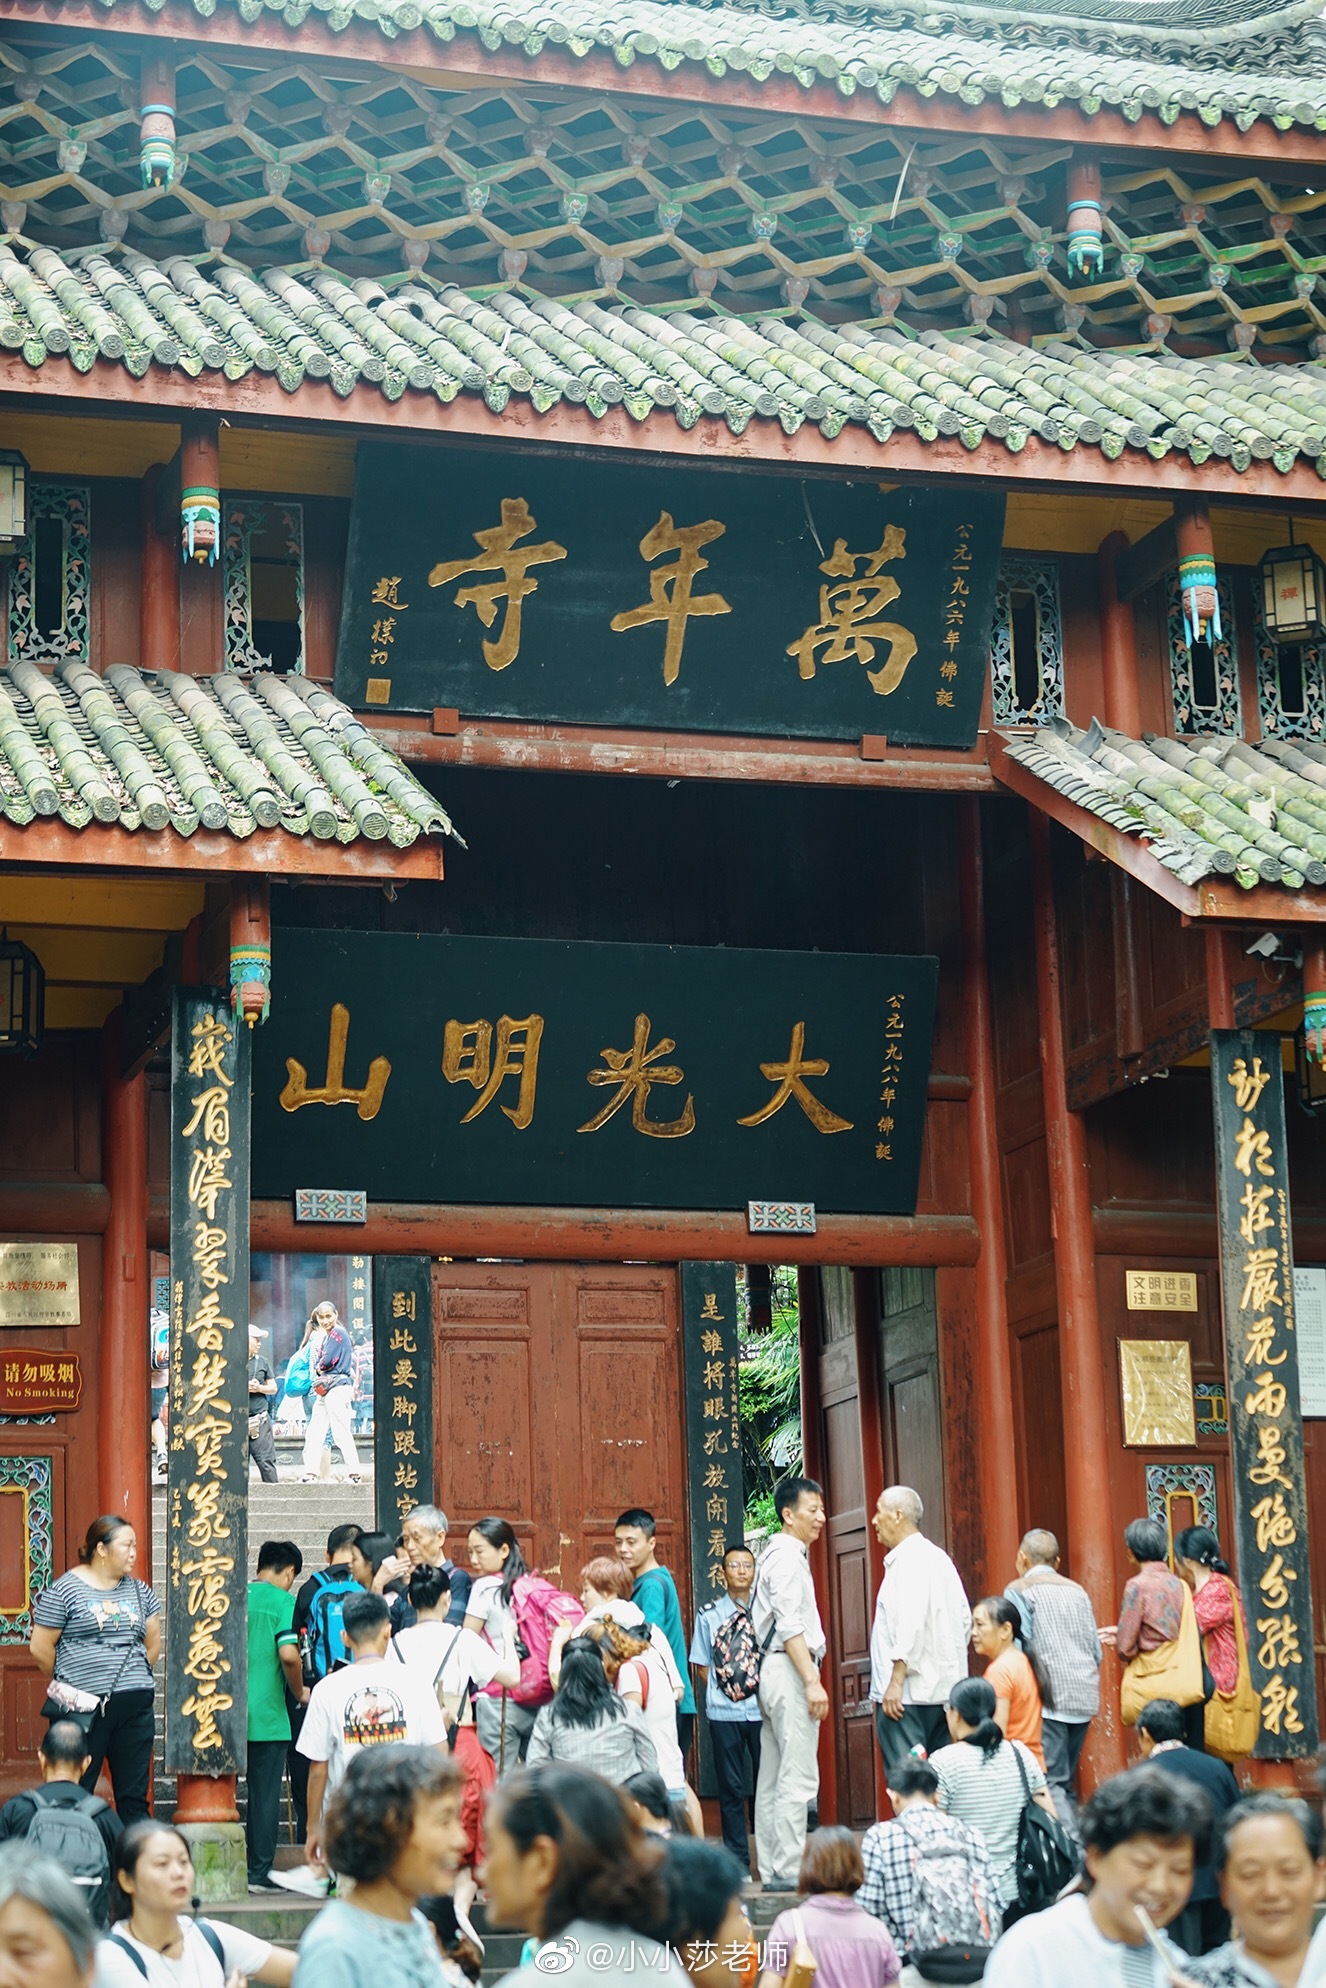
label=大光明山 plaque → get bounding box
[251,929,937,1218]
[334,443,1004,748]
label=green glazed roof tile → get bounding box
[12,241,1326,475]
[1002,717,1326,892]
[0,655,455,846]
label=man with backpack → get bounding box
[860,1757,1001,1984]
[689,1545,762,1872]
[0,1719,121,1925]
[284,1524,362,1845]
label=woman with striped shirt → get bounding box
[929,1677,1056,1914]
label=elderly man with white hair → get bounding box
[870,1485,972,1774]
[399,1504,471,1624]
[0,1844,96,1988]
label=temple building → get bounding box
[4,0,1326,1827]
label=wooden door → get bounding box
[812,1266,875,1828]
[879,1269,948,1547]
[432,1263,686,1609]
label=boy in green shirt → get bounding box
[247,1540,305,1891]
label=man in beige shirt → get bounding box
[750,1475,829,1891]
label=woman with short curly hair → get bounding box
[292,1746,467,1988]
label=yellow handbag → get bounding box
[1204,1577,1262,1764]
[1121,1581,1204,1725]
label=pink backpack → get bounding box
[509,1574,585,1707]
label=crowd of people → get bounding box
[4,1474,1316,1988]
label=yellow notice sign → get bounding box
[1126,1269,1198,1313]
[1120,1338,1197,1448]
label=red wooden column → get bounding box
[959,797,1019,1591]
[1206,927,1239,1031]
[140,463,180,671]
[797,1268,839,1824]
[1098,531,1142,737]
[100,1009,150,1571]
[1029,810,1126,1779]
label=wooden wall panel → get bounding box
[1058,552,1106,731]
[90,478,142,670]
[0,1035,100,1182]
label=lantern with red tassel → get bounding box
[229,877,271,1029]
[1176,500,1221,648]
[1065,156,1104,280]
[139,56,177,190]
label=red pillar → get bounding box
[797,1268,839,1824]
[1098,531,1142,737]
[1029,810,1126,1780]
[141,463,180,672]
[100,1009,149,1568]
[1206,927,1239,1031]
[959,798,1019,1591]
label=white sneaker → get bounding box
[268,1868,330,1898]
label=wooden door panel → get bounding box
[887,1367,946,1542]
[1012,1321,1068,1566]
[437,1341,537,1514]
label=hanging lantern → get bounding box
[1065,157,1104,281]
[139,57,177,190]
[0,932,44,1055]
[229,877,271,1028]
[1176,500,1220,648]
[0,448,28,553]
[1260,539,1326,644]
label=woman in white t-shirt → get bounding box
[94,1821,295,1988]
[463,1519,537,1773]
[391,1564,520,1915]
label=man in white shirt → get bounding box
[296,1591,447,1876]
[870,1485,971,1773]
[750,1476,828,1893]
[986,1765,1207,1987]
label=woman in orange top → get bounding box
[971,1595,1050,1770]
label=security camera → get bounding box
[1245,932,1281,959]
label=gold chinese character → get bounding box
[1259,1553,1297,1610]
[371,617,396,645]
[706,1495,728,1523]
[738,1021,853,1134]
[703,1430,728,1456]
[428,497,566,672]
[372,576,408,608]
[1245,1372,1288,1419]
[609,513,732,687]
[394,1429,418,1456]
[391,1359,417,1388]
[1260,1672,1304,1737]
[1245,1317,1285,1367]
[699,1293,724,1321]
[708,1562,727,1587]
[1239,1182,1275,1244]
[394,1461,419,1491]
[786,527,916,695]
[1234,1118,1275,1179]
[935,688,954,707]
[1257,1612,1303,1670]
[389,1328,417,1354]
[703,1396,727,1421]
[1240,1249,1282,1315]
[1249,1422,1292,1490]
[708,1528,727,1557]
[187,1013,233,1086]
[279,1004,391,1122]
[442,1015,544,1129]
[187,1145,233,1223]
[1250,1492,1298,1553]
[1228,1055,1272,1111]
[392,1291,418,1322]
[393,1396,418,1424]
[703,1361,725,1389]
[703,1465,725,1488]
[700,1330,722,1355]
[578,1014,695,1139]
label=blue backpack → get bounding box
[283,1346,312,1399]
[305,1568,361,1682]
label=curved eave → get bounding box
[10,345,1326,508]
[0,813,446,877]
[14,0,1326,163]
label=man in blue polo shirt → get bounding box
[616,1508,697,1770]
[690,1544,762,1871]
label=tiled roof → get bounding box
[0,657,455,844]
[7,243,1326,474]
[61,0,1326,133]
[1002,718,1326,891]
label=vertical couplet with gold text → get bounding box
[372,1256,434,1540]
[165,988,251,1777]
[1211,1028,1318,1758]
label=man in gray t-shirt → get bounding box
[248,1324,279,1484]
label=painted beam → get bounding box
[10,357,1326,508]
[0,817,446,881]
[9,0,1326,169]
[364,714,999,791]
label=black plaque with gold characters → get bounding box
[372,1256,435,1540]
[334,443,1004,748]
[165,988,251,1778]
[680,1263,745,1608]
[1211,1028,1318,1758]
[252,929,937,1217]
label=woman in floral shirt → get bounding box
[1174,1527,1247,1699]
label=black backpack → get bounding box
[109,1920,227,1979]
[1009,1743,1080,1921]
[27,1788,111,1925]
